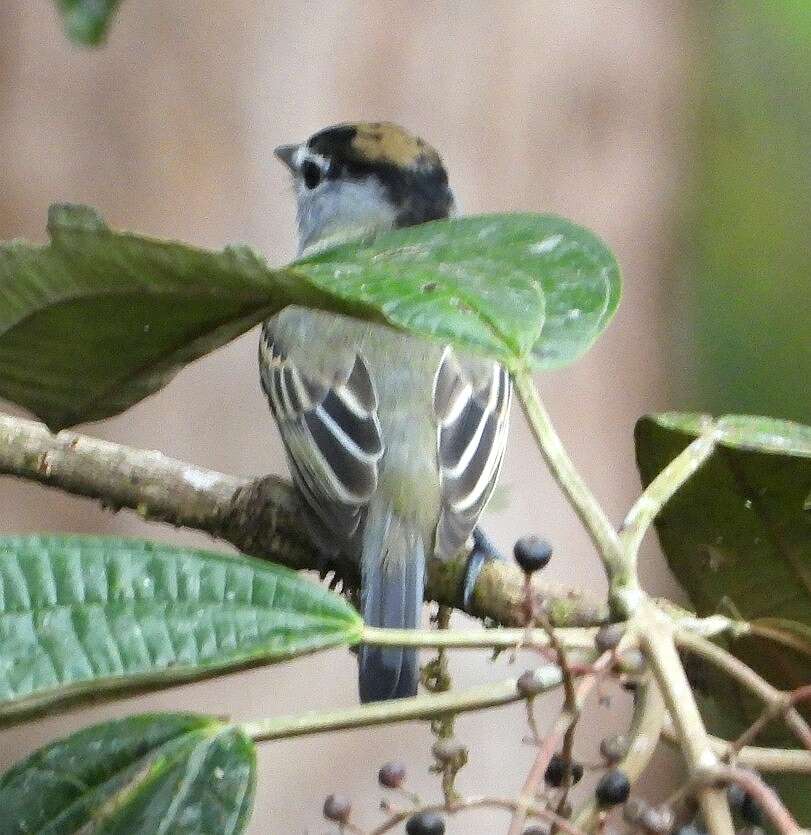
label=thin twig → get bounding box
[748,621,811,660]
[573,678,666,830]
[426,605,460,804]
[506,653,613,835]
[368,795,587,835]
[536,609,580,823]
[361,625,600,652]
[620,427,717,566]
[661,717,811,773]
[241,676,563,743]
[677,632,811,751]
[713,765,800,834]
[511,372,629,608]
[639,604,735,835]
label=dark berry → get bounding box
[378,761,406,789]
[595,623,625,653]
[406,811,445,835]
[543,753,583,787]
[522,827,549,835]
[322,794,351,824]
[513,536,553,573]
[595,768,631,806]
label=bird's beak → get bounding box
[273,143,300,172]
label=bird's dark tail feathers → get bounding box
[358,505,424,703]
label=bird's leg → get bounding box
[458,526,506,610]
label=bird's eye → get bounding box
[302,160,322,189]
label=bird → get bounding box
[261,122,511,702]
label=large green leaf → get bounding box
[0,206,618,429]
[636,410,811,642]
[0,713,255,834]
[0,535,362,725]
[54,0,123,45]
[635,412,811,824]
[0,205,333,429]
[295,213,620,370]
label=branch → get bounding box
[369,795,585,835]
[361,625,599,653]
[638,603,735,835]
[662,720,811,773]
[620,427,717,567]
[506,652,613,835]
[511,372,636,617]
[709,766,800,834]
[0,411,608,628]
[240,674,563,742]
[677,631,811,751]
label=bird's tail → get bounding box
[358,502,424,703]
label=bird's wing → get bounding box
[432,347,511,557]
[259,320,384,548]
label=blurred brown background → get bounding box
[0,2,692,832]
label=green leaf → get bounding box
[0,713,255,834]
[0,205,317,429]
[0,535,362,726]
[654,412,811,457]
[296,213,620,370]
[636,412,811,824]
[55,0,123,46]
[0,208,618,428]
[636,411,811,646]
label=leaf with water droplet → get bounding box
[635,412,811,792]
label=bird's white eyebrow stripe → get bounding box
[295,146,330,172]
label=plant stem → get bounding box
[638,603,735,835]
[511,371,634,614]
[369,795,586,835]
[536,609,580,823]
[573,678,666,830]
[661,720,811,773]
[361,625,599,651]
[677,632,811,750]
[711,766,800,834]
[620,428,717,567]
[506,653,613,835]
[241,675,562,743]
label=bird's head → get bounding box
[275,121,454,254]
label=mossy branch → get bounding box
[0,411,607,628]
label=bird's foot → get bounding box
[458,526,506,610]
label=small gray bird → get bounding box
[262,122,511,701]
